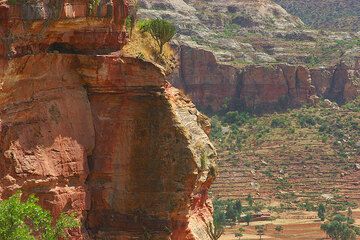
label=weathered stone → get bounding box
[0,1,128,59]
[0,2,216,239]
[170,46,359,112]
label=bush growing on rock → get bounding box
[0,192,79,240]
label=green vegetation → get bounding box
[210,97,360,209]
[255,225,266,240]
[270,116,289,128]
[213,199,242,226]
[274,0,360,31]
[275,225,283,235]
[213,197,266,228]
[235,228,245,239]
[318,203,326,221]
[138,19,176,54]
[243,214,252,226]
[0,192,79,240]
[305,55,321,67]
[89,0,100,14]
[321,214,360,240]
[246,194,254,207]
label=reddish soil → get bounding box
[221,210,360,240]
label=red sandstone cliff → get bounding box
[172,46,360,112]
[0,1,216,239]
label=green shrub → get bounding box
[305,55,321,66]
[321,214,360,240]
[271,116,289,128]
[223,111,251,126]
[318,203,326,221]
[137,19,152,32]
[140,19,176,54]
[0,192,79,240]
[297,113,317,127]
[89,0,100,14]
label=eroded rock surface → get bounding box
[0,1,216,239]
[171,46,360,112]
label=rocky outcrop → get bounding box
[174,46,239,112]
[0,0,128,59]
[171,46,360,112]
[0,1,217,240]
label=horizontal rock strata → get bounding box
[171,46,360,112]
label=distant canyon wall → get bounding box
[171,46,360,113]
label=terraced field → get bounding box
[274,0,360,31]
[210,98,360,209]
[220,210,360,240]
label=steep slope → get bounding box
[187,0,304,29]
[210,98,360,207]
[274,0,360,32]
[139,0,360,67]
[0,1,217,239]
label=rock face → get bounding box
[171,46,360,112]
[175,46,239,112]
[0,1,216,240]
[0,0,128,59]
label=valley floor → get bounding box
[221,209,360,240]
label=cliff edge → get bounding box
[0,1,216,239]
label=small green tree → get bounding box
[0,191,80,240]
[141,19,176,55]
[255,225,266,240]
[275,225,283,235]
[318,203,326,221]
[246,194,254,207]
[234,200,242,213]
[321,214,360,240]
[225,204,237,223]
[235,227,245,240]
[243,213,252,226]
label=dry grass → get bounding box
[122,27,177,74]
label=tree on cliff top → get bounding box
[139,19,176,55]
[0,191,79,240]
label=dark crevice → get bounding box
[47,42,80,54]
